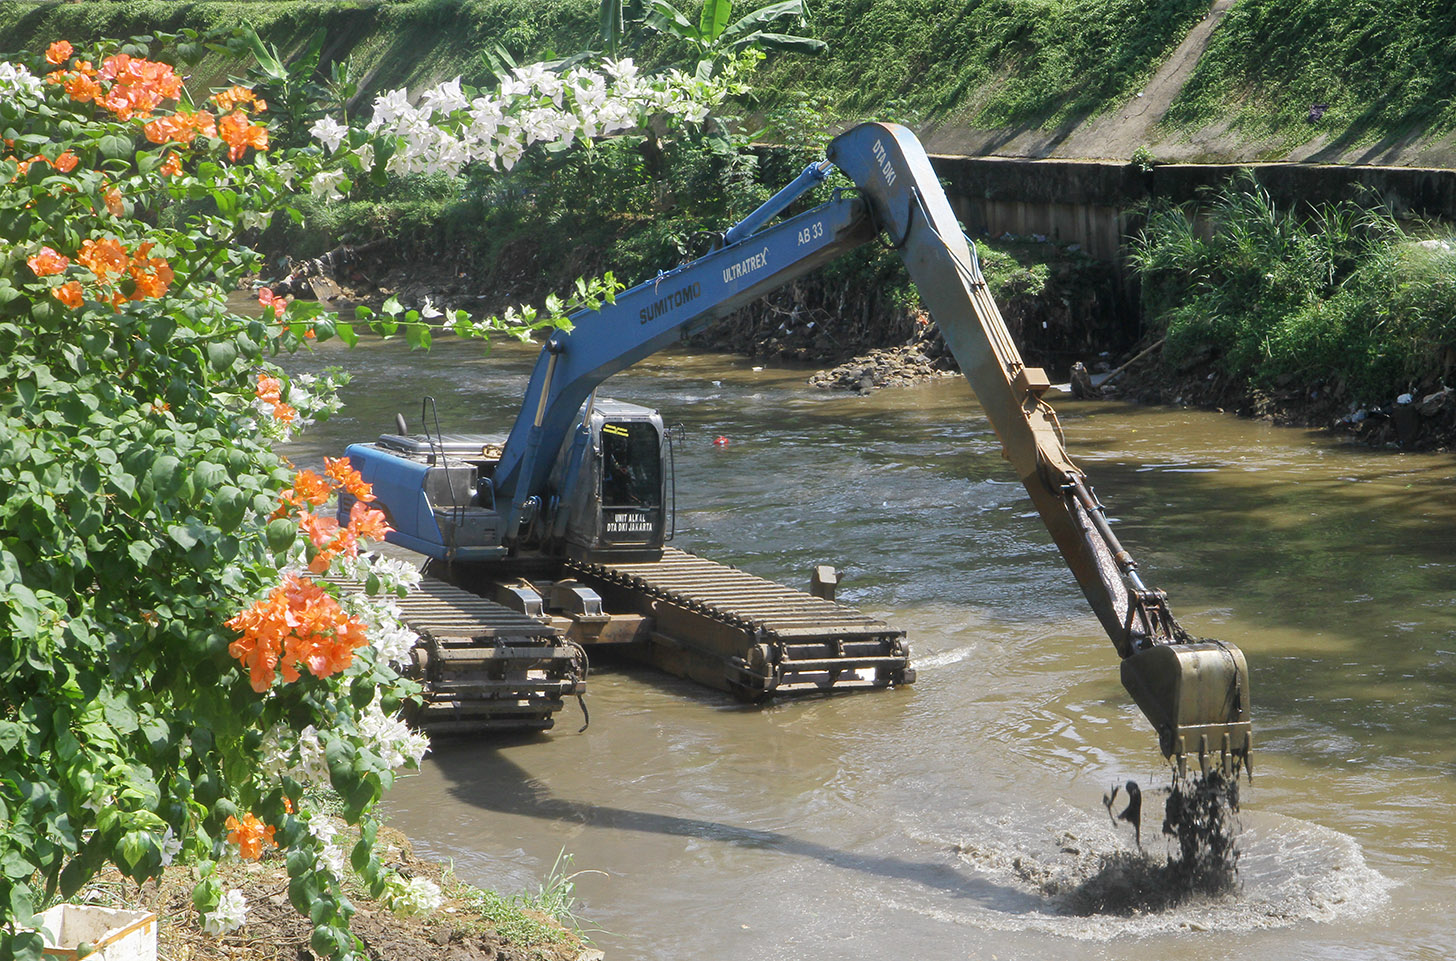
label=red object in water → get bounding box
[713,435,729,447]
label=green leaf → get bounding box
[59,852,92,900]
[127,540,154,566]
[150,455,183,497]
[600,0,625,55]
[720,0,807,41]
[166,520,207,550]
[194,461,227,492]
[206,340,238,371]
[739,32,826,54]
[647,0,698,38]
[700,0,732,42]
[8,879,35,927]
[214,485,247,532]
[0,721,22,754]
[266,517,297,554]
[3,849,36,880]
[97,134,131,160]
[405,323,432,351]
[192,873,221,913]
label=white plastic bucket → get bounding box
[38,905,157,961]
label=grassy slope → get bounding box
[1164,0,1456,155]
[748,0,1210,130]
[5,0,1456,160]
[0,0,599,104]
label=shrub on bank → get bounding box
[1131,171,1456,403]
[0,27,724,959]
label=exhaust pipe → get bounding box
[1121,639,1252,778]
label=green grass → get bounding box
[9,0,1456,156]
[1163,0,1456,152]
[443,849,601,949]
[0,0,601,105]
[748,0,1211,130]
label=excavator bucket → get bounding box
[1120,640,1252,777]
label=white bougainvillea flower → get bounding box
[310,169,348,202]
[309,115,349,153]
[202,889,248,936]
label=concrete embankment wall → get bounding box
[931,155,1456,264]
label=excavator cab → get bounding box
[552,398,672,562]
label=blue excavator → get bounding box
[342,122,1251,777]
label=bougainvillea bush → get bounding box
[0,30,727,959]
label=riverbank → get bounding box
[261,239,1456,452]
[69,827,596,961]
[1103,339,1456,452]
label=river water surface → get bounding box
[284,335,1456,961]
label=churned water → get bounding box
[283,335,1455,961]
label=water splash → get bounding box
[1055,771,1241,915]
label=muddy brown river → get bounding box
[283,335,1456,961]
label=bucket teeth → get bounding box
[1121,640,1253,777]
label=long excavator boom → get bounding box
[826,123,1251,777]
[391,121,1251,773]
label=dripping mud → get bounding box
[973,772,1244,919]
[1057,772,1242,917]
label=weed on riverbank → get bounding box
[1127,171,1456,446]
[61,827,594,961]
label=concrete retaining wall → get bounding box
[929,154,1456,264]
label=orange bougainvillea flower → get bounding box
[272,401,298,425]
[298,510,342,551]
[211,84,260,114]
[95,54,183,120]
[52,281,83,310]
[77,237,129,283]
[159,152,182,177]
[142,114,191,146]
[257,286,286,321]
[45,40,73,65]
[102,185,124,216]
[53,151,79,173]
[27,246,70,277]
[125,241,172,300]
[280,469,334,512]
[225,813,277,860]
[61,71,102,104]
[255,373,282,405]
[143,109,217,146]
[324,456,376,503]
[225,574,371,690]
[217,109,269,162]
[347,500,391,542]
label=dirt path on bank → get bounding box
[927,0,1237,162]
[922,0,1456,167]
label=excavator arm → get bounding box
[826,123,1251,777]
[484,121,1251,775]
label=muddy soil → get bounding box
[71,829,594,961]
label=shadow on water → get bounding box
[426,738,1247,922]
[428,737,1033,908]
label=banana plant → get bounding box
[602,0,825,75]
